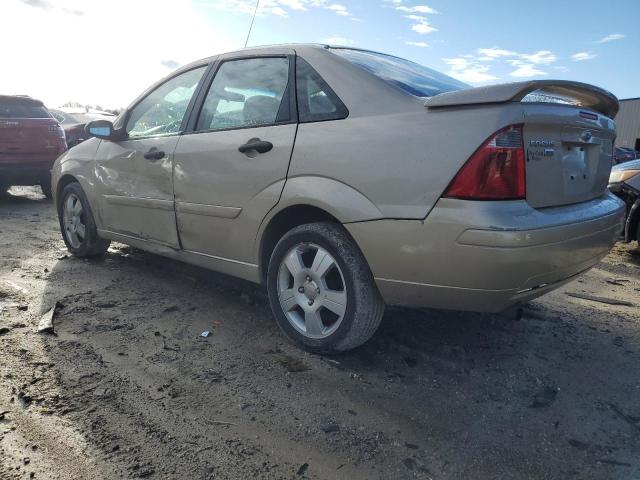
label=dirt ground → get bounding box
[1,186,639,480]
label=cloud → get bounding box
[214,0,352,17]
[444,57,497,83]
[390,1,438,36]
[596,33,625,43]
[476,47,516,59]
[160,60,181,69]
[19,0,84,15]
[326,3,349,16]
[571,51,596,61]
[279,0,307,10]
[412,21,437,34]
[321,36,354,46]
[517,50,557,64]
[442,46,562,83]
[396,4,438,14]
[270,6,288,16]
[510,64,547,77]
[19,0,52,9]
[406,41,429,47]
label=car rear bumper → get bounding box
[0,158,55,185]
[345,193,626,312]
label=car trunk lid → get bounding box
[523,106,615,208]
[427,80,618,208]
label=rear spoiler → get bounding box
[425,80,619,118]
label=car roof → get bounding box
[178,43,406,71]
[0,94,45,106]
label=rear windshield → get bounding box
[0,100,51,119]
[331,48,468,98]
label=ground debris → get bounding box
[608,403,640,432]
[597,458,632,467]
[566,292,634,307]
[276,354,311,372]
[37,302,61,334]
[296,463,309,476]
[606,278,630,286]
[530,386,558,408]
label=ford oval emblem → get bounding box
[580,130,593,142]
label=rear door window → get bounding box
[195,57,291,131]
[296,57,348,123]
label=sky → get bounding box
[2,0,638,110]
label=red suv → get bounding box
[0,95,67,198]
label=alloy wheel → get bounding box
[62,193,86,249]
[277,243,347,339]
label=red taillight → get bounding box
[48,123,68,152]
[443,124,526,200]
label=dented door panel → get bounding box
[94,136,180,247]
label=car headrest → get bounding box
[243,95,280,125]
[309,94,335,114]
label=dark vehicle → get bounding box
[0,95,67,198]
[609,159,640,246]
[614,146,639,164]
[50,109,116,148]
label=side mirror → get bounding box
[85,120,115,140]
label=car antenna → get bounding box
[244,0,260,48]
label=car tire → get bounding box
[40,181,53,200]
[267,222,384,353]
[58,182,110,257]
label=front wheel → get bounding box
[58,182,110,257]
[267,222,384,353]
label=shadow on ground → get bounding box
[30,242,640,479]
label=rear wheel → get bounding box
[58,182,110,257]
[267,222,384,353]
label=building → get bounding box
[615,97,640,151]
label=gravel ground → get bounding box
[1,186,639,480]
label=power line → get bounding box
[244,0,260,48]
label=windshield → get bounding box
[331,48,468,98]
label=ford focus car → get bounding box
[52,45,625,352]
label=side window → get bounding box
[126,66,206,138]
[196,57,290,132]
[296,57,348,123]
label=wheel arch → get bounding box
[55,174,80,211]
[258,204,340,283]
[256,177,383,283]
[627,198,640,241]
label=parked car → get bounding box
[614,146,639,164]
[0,95,67,198]
[49,109,116,148]
[609,159,640,246]
[52,45,625,352]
